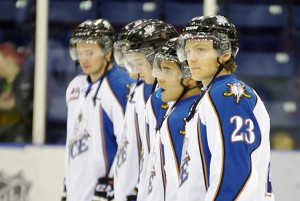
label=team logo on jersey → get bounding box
[0,171,31,201]
[69,112,90,159]
[148,153,156,195]
[223,83,250,104]
[116,137,129,170]
[144,25,155,37]
[69,87,80,101]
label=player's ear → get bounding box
[104,51,112,62]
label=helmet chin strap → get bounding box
[151,78,158,94]
[184,56,226,123]
[172,78,194,110]
[92,57,110,106]
[75,60,80,70]
[214,57,225,81]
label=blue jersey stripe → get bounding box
[134,107,142,167]
[197,117,210,190]
[166,120,180,177]
[100,104,118,176]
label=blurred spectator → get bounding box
[0,42,33,143]
[271,130,295,150]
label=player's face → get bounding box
[124,52,155,84]
[157,60,183,102]
[185,40,219,86]
[76,42,107,82]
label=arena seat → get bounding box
[236,51,294,77]
[265,101,300,128]
[99,1,161,25]
[0,0,32,23]
[219,4,288,28]
[49,0,97,23]
[163,2,203,27]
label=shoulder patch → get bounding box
[223,83,250,104]
[69,87,80,101]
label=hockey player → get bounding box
[119,20,178,201]
[176,15,275,200]
[65,19,133,201]
[113,19,146,201]
[152,37,201,201]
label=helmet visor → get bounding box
[152,53,183,81]
[69,41,105,62]
[123,49,150,74]
[177,33,220,62]
[69,38,105,61]
[113,40,130,67]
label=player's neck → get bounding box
[90,63,113,83]
[181,87,201,100]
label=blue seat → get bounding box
[99,1,161,25]
[218,4,289,52]
[237,31,288,52]
[217,0,283,4]
[236,51,294,77]
[163,2,203,26]
[49,0,97,23]
[265,101,300,128]
[292,6,300,29]
[0,0,32,22]
[219,4,288,28]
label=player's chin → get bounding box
[161,91,171,102]
[190,67,201,74]
[190,72,203,81]
[82,68,91,74]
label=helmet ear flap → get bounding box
[69,43,78,61]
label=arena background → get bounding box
[0,0,300,200]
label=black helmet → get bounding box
[126,20,179,52]
[122,20,178,74]
[117,19,149,41]
[69,18,115,60]
[153,37,191,79]
[114,19,152,66]
[177,15,239,62]
[122,20,179,66]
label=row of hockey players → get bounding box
[63,16,275,201]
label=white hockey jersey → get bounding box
[114,82,153,201]
[160,95,200,201]
[65,65,133,201]
[137,89,169,201]
[177,74,275,201]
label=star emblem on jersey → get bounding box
[223,83,250,104]
[144,25,155,37]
